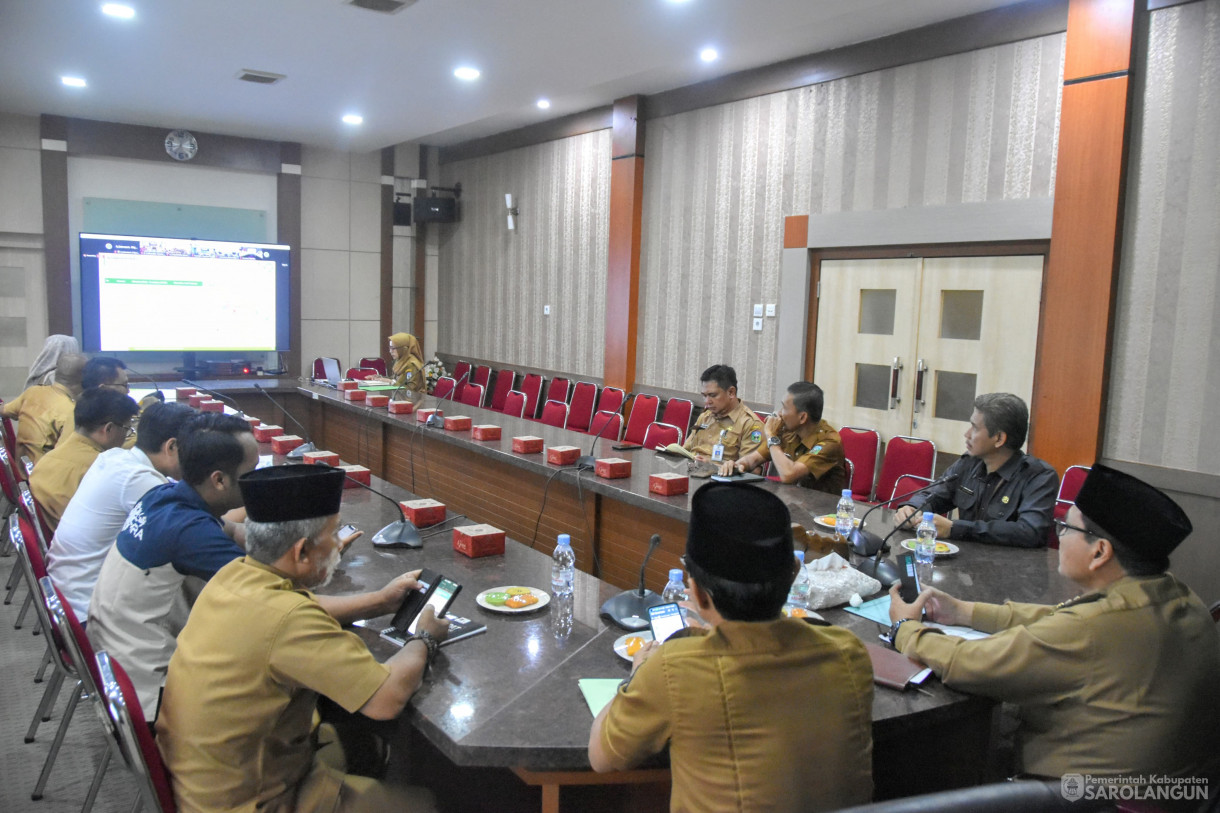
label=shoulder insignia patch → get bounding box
[405,372,413,380]
[748,429,762,444]
[812,445,822,454]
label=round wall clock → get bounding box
[165,129,198,161]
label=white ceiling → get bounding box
[0,0,1023,152]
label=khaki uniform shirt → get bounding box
[896,574,1220,779]
[683,401,764,462]
[157,557,390,813]
[600,618,874,813]
[394,358,426,396]
[28,431,104,530]
[2,383,75,464]
[776,419,847,494]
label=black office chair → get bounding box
[833,779,1111,813]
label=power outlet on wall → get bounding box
[544,305,551,315]
[752,317,763,332]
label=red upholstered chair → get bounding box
[0,439,24,491]
[311,357,340,380]
[344,367,376,381]
[589,411,622,442]
[358,357,387,376]
[489,369,516,412]
[95,651,178,812]
[539,400,569,429]
[566,382,598,433]
[452,361,472,387]
[503,391,527,419]
[887,473,934,508]
[458,383,484,408]
[659,398,693,443]
[622,394,660,445]
[642,422,682,450]
[0,397,19,460]
[1048,465,1090,549]
[520,374,545,419]
[433,376,457,401]
[546,377,571,405]
[596,386,625,418]
[840,427,881,501]
[874,436,936,511]
[472,366,492,404]
[754,411,771,423]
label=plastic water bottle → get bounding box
[835,489,855,538]
[915,512,937,576]
[661,569,686,603]
[786,550,811,609]
[551,534,575,638]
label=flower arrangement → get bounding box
[423,358,447,394]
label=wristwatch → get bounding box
[881,618,913,649]
[767,435,781,448]
[408,630,441,666]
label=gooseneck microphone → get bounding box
[599,534,666,630]
[342,473,422,548]
[250,383,316,459]
[126,367,165,401]
[182,379,246,418]
[851,472,959,586]
[425,369,471,428]
[576,410,622,470]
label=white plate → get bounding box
[813,514,862,530]
[612,630,654,662]
[899,539,960,557]
[475,586,551,614]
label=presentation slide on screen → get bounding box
[96,252,278,351]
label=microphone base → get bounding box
[847,527,886,557]
[286,442,317,459]
[425,414,446,428]
[575,455,598,470]
[856,556,902,587]
[371,520,423,549]
[599,589,664,631]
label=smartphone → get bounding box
[389,568,440,633]
[647,602,687,643]
[407,577,462,635]
[612,443,644,451]
[338,523,358,538]
[897,552,922,603]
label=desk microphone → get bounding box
[250,383,316,459]
[576,410,621,470]
[182,379,246,418]
[341,472,423,548]
[851,472,959,586]
[425,370,470,428]
[599,534,666,630]
[126,367,165,402]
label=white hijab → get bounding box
[25,334,81,390]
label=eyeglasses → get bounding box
[1054,519,1092,538]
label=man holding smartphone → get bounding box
[588,482,874,812]
[157,464,447,813]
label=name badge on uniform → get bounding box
[712,429,727,462]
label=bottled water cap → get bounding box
[922,512,934,522]
[794,550,805,564]
[668,568,684,582]
[557,533,571,547]
[841,489,852,498]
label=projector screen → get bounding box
[80,233,291,353]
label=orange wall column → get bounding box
[603,96,645,393]
[1031,0,1137,472]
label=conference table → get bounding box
[182,379,1079,810]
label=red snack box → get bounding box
[401,499,446,527]
[453,524,506,558]
[417,408,439,424]
[472,424,502,441]
[366,394,389,408]
[338,380,359,391]
[388,399,414,415]
[200,399,224,413]
[241,415,261,429]
[594,457,632,479]
[175,387,196,400]
[339,464,370,488]
[343,389,366,402]
[302,450,340,467]
[188,394,207,408]
[649,472,689,496]
[512,435,544,454]
[547,445,581,465]
[252,424,283,443]
[443,415,472,431]
[270,435,305,455]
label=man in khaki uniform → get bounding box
[157,464,445,813]
[888,463,1220,781]
[682,364,764,463]
[590,483,874,812]
[2,353,86,464]
[721,381,846,493]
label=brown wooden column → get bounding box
[603,96,645,393]
[40,115,71,335]
[277,142,303,377]
[414,145,428,345]
[380,147,395,345]
[1030,0,1136,473]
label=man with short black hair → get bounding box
[48,401,195,620]
[3,352,86,463]
[888,464,1220,780]
[682,364,764,463]
[892,392,1057,547]
[82,355,129,392]
[29,386,139,530]
[589,482,874,812]
[721,381,847,493]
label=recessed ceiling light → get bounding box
[101,3,135,18]
[61,76,87,88]
[700,47,718,63]
[342,114,363,125]
[536,99,551,110]
[454,66,480,81]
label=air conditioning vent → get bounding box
[237,69,286,85]
[346,0,418,13]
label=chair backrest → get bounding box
[18,481,52,554]
[433,376,457,401]
[566,382,598,433]
[546,377,571,405]
[95,651,178,813]
[589,411,622,442]
[839,427,881,501]
[754,411,771,423]
[659,398,693,443]
[642,422,682,449]
[452,361,472,387]
[42,578,103,701]
[489,369,515,412]
[1058,465,1090,504]
[472,365,492,397]
[520,374,545,419]
[502,390,527,419]
[596,386,625,417]
[0,445,20,505]
[458,383,484,408]
[622,394,660,445]
[875,435,936,508]
[344,367,376,381]
[0,398,18,459]
[889,473,933,507]
[358,357,387,376]
[11,515,62,651]
[538,400,569,429]
[311,358,328,379]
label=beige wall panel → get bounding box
[349,250,381,321]
[301,176,351,251]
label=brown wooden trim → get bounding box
[784,215,809,249]
[62,116,284,172]
[604,97,645,394]
[438,107,613,165]
[414,145,428,343]
[40,115,71,335]
[803,256,821,383]
[1064,0,1136,80]
[380,147,394,348]
[277,143,303,377]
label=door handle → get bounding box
[914,359,927,414]
[889,357,903,410]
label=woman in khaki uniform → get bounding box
[374,332,425,396]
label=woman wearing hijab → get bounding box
[374,333,425,395]
[25,334,82,390]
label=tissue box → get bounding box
[199,399,224,413]
[302,450,339,467]
[339,464,370,488]
[401,499,446,527]
[175,387,196,400]
[512,435,544,454]
[547,445,581,465]
[417,408,439,424]
[388,400,414,415]
[472,424,501,441]
[595,457,632,479]
[453,524,506,558]
[270,435,305,455]
[649,472,689,496]
[366,394,389,408]
[343,389,366,402]
[188,394,207,408]
[252,424,283,443]
[338,380,359,391]
[443,415,472,431]
[241,415,261,429]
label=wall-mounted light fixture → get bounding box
[505,193,520,230]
